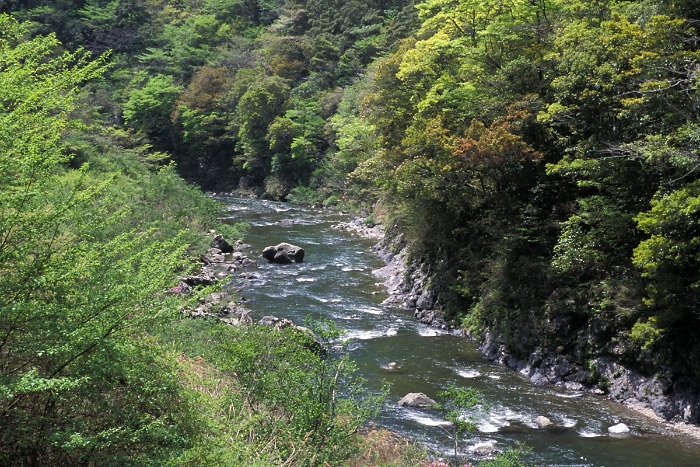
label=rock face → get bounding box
[476,330,700,424]
[211,234,233,253]
[398,392,437,408]
[369,228,450,330]
[262,242,305,264]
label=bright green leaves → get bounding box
[0,15,105,189]
[633,180,700,326]
[436,383,481,464]
[0,16,215,464]
[204,319,386,465]
[123,73,182,141]
[235,75,289,181]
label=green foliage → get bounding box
[480,443,532,467]
[156,317,388,466]
[633,179,700,329]
[436,383,481,465]
[123,73,182,145]
[629,317,662,350]
[0,16,206,464]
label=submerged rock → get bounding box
[398,392,437,408]
[262,242,305,264]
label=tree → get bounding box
[171,66,238,183]
[123,72,182,149]
[0,16,200,464]
[235,75,288,183]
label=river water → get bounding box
[219,196,700,466]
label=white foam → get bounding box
[457,369,482,379]
[344,328,396,340]
[488,375,501,380]
[560,416,577,428]
[342,267,364,272]
[478,420,500,433]
[418,328,449,337]
[403,411,451,427]
[556,392,584,399]
[359,307,383,315]
[578,430,602,438]
[296,278,316,283]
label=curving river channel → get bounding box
[219,196,700,466]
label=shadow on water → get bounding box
[220,196,700,467]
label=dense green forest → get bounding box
[2,0,700,464]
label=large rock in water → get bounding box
[262,242,305,264]
[608,422,630,434]
[398,392,437,408]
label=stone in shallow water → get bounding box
[534,416,553,428]
[608,422,630,434]
[397,392,437,408]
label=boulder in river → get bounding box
[398,392,437,408]
[608,422,630,434]
[211,234,234,253]
[471,443,497,457]
[262,242,305,264]
[534,416,553,428]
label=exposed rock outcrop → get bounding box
[534,416,552,428]
[371,232,450,330]
[477,331,700,424]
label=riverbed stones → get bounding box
[206,248,226,263]
[471,443,497,456]
[398,392,437,408]
[262,242,305,264]
[182,270,217,287]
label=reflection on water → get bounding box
[220,196,700,466]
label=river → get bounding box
[219,195,700,466]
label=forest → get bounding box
[1,0,700,464]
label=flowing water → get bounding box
[219,196,700,466]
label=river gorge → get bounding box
[219,195,700,466]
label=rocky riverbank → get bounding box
[176,230,322,343]
[175,232,257,325]
[333,218,450,331]
[337,217,700,436]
